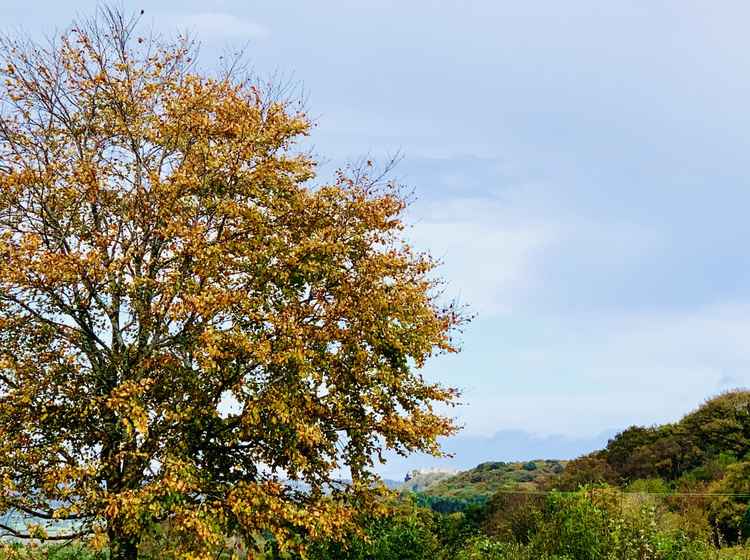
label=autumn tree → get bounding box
[0,8,464,559]
[680,389,750,459]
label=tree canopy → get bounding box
[0,8,464,559]
[556,389,750,492]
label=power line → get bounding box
[486,489,750,498]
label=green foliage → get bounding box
[681,390,750,459]
[603,424,703,481]
[552,454,617,491]
[467,486,720,560]
[3,486,749,559]
[306,504,441,560]
[536,490,611,560]
[626,477,671,494]
[0,544,106,560]
[595,390,750,485]
[476,462,507,471]
[454,536,509,560]
[424,460,564,499]
[431,507,485,557]
[454,537,571,560]
[483,492,545,544]
[707,460,750,545]
[689,452,738,482]
[413,493,487,514]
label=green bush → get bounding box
[708,461,750,545]
[483,492,545,544]
[306,504,440,560]
[481,486,715,560]
[626,477,671,494]
[477,462,506,472]
[455,537,571,560]
[535,490,610,560]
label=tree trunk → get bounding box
[109,529,139,560]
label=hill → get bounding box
[416,459,565,499]
[401,390,750,499]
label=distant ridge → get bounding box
[379,428,615,479]
[397,459,565,499]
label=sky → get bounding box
[6,1,750,478]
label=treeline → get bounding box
[412,493,488,513]
[560,389,750,483]
[557,389,750,543]
[301,486,745,560]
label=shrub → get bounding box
[307,505,440,560]
[483,492,545,544]
[535,490,610,560]
[521,486,713,560]
[708,461,750,545]
[627,477,671,494]
[477,462,506,471]
[455,537,571,560]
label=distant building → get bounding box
[404,467,458,482]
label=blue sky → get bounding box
[8,1,750,477]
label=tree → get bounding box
[0,8,465,559]
[680,389,750,459]
[708,461,750,544]
[551,454,617,491]
[604,425,661,479]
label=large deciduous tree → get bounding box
[0,8,464,559]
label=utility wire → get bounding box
[485,489,750,498]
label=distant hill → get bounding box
[381,479,405,490]
[378,429,614,478]
[413,459,565,499]
[395,389,750,502]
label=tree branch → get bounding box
[0,522,91,541]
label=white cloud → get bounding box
[456,302,750,437]
[409,220,556,315]
[406,191,661,317]
[406,194,564,315]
